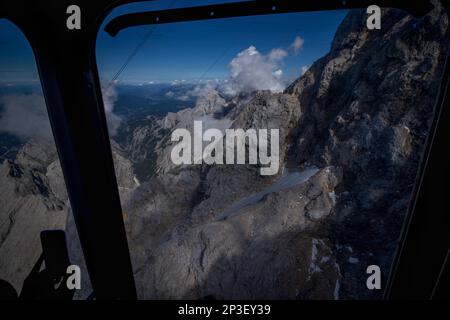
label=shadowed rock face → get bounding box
[0,140,67,292]
[0,139,138,294]
[0,2,448,300]
[129,166,343,299]
[285,4,449,298]
[124,4,449,300]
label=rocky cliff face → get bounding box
[285,3,449,298]
[0,140,67,292]
[0,139,138,294]
[122,3,448,299]
[0,2,448,300]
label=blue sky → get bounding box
[0,0,348,84]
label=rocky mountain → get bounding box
[285,3,449,298]
[0,140,67,292]
[0,1,448,299]
[121,2,449,299]
[0,139,138,294]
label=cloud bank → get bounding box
[101,81,122,136]
[0,93,52,141]
[0,81,123,142]
[290,36,305,55]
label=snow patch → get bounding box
[333,262,341,300]
[333,279,340,300]
[328,191,336,205]
[308,238,323,278]
[216,166,319,220]
[348,257,359,264]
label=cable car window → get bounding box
[94,0,450,300]
[0,19,91,300]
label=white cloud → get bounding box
[268,48,288,61]
[165,91,175,98]
[0,93,52,141]
[224,46,287,95]
[186,83,217,98]
[172,82,218,102]
[290,36,304,55]
[273,69,283,78]
[101,81,122,136]
[220,35,304,95]
[171,79,187,86]
[0,82,123,141]
[168,35,305,101]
